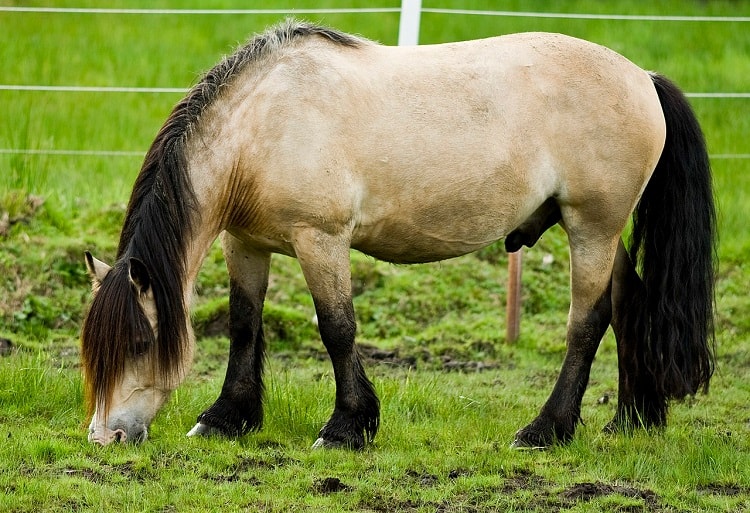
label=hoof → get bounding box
[312,437,338,449]
[512,419,573,449]
[510,437,548,451]
[311,437,357,450]
[186,422,223,437]
[512,426,552,450]
[603,419,622,435]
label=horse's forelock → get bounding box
[81,262,186,419]
[81,265,147,417]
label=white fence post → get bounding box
[398,0,422,46]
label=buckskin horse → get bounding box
[81,19,715,448]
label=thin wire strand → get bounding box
[0,148,747,159]
[421,8,750,22]
[1,85,748,97]
[0,7,401,15]
[0,6,748,21]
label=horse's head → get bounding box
[81,252,193,445]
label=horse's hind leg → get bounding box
[606,239,667,432]
[293,228,379,449]
[513,229,619,447]
[188,233,270,438]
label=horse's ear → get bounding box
[84,251,112,285]
[128,257,151,294]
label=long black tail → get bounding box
[628,73,716,399]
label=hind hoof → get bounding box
[510,436,548,450]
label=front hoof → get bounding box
[311,437,351,450]
[313,431,365,450]
[511,428,553,450]
[186,422,224,438]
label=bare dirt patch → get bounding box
[561,482,661,510]
[313,476,351,494]
[697,483,747,496]
[359,343,417,368]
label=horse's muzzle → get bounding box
[88,422,148,445]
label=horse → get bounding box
[81,19,715,448]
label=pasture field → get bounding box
[1,0,749,511]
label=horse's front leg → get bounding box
[188,233,271,438]
[293,228,379,449]
[513,233,618,448]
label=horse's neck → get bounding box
[182,160,232,298]
[184,224,220,303]
[180,104,257,292]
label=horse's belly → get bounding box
[352,235,493,264]
[351,208,514,264]
[349,159,548,263]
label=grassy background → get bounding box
[1,1,749,511]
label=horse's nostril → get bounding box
[113,429,127,443]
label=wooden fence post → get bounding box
[506,249,523,343]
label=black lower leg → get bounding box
[606,368,667,433]
[315,302,379,449]
[514,291,611,448]
[197,281,266,436]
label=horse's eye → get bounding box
[130,337,151,357]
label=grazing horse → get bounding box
[81,19,715,448]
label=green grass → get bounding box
[1,1,749,511]
[2,350,749,511]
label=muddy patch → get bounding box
[207,453,296,484]
[359,343,417,368]
[313,476,350,494]
[441,357,498,372]
[561,482,660,509]
[60,461,153,484]
[698,483,747,496]
[500,467,551,494]
[405,468,440,486]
